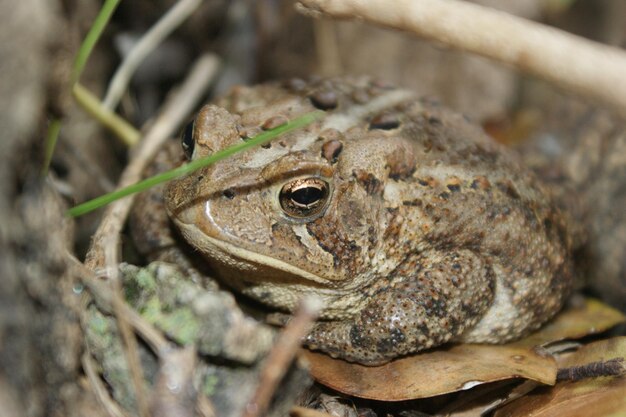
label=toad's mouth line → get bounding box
[174,221,338,286]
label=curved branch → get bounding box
[296,0,626,116]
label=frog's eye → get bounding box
[279,178,330,219]
[181,120,195,160]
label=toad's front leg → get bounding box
[304,249,495,365]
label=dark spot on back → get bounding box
[471,176,491,191]
[497,180,521,200]
[309,90,338,110]
[369,113,400,130]
[321,139,343,163]
[402,199,423,207]
[418,177,437,187]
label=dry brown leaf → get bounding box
[511,298,625,348]
[302,298,624,401]
[494,337,626,417]
[302,344,555,401]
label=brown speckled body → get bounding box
[140,77,578,364]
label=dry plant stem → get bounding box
[296,0,626,116]
[105,236,151,417]
[82,352,132,417]
[73,83,141,146]
[84,52,219,271]
[557,358,626,381]
[313,19,342,76]
[103,0,205,110]
[242,298,322,417]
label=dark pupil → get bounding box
[290,187,324,207]
[181,120,195,159]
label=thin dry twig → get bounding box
[313,19,342,76]
[82,352,132,417]
[296,0,626,116]
[104,236,151,417]
[557,358,626,381]
[103,0,206,110]
[85,52,219,271]
[242,297,323,417]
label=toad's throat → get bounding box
[173,220,340,286]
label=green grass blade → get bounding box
[72,0,121,84]
[42,118,62,175]
[67,110,323,217]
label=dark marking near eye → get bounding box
[307,223,342,268]
[223,189,235,199]
[309,90,338,110]
[353,169,383,195]
[369,113,400,130]
[321,139,343,163]
[439,192,450,200]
